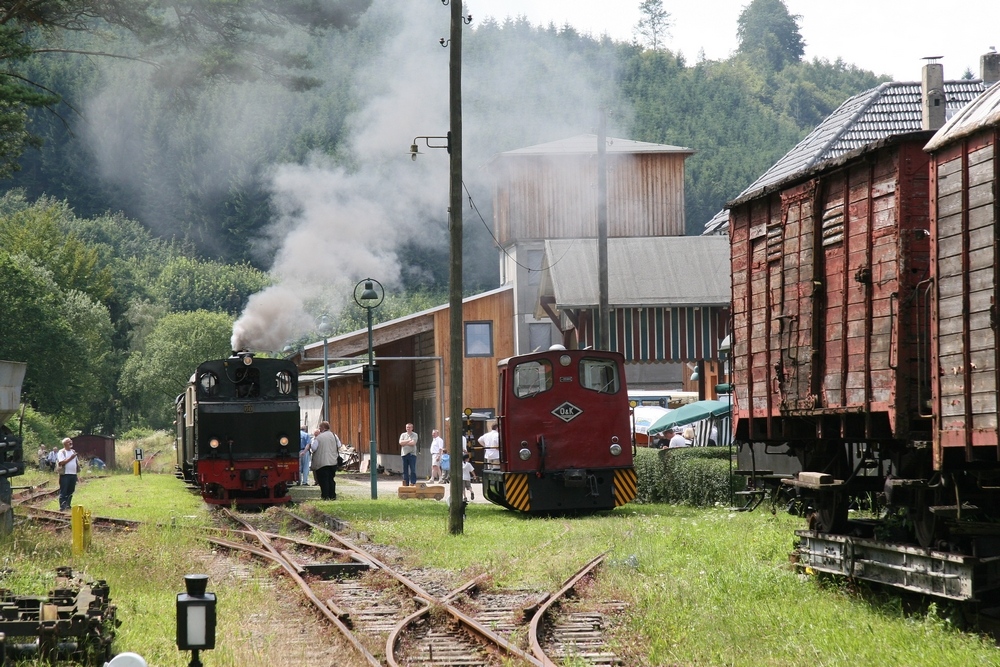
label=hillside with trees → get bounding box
[0,0,889,435]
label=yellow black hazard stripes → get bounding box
[613,467,638,506]
[503,473,531,512]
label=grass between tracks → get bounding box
[4,466,999,666]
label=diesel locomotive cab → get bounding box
[483,347,638,513]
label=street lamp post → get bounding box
[319,315,331,423]
[355,279,384,500]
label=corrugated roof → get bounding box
[925,81,1000,151]
[702,79,987,234]
[539,236,730,309]
[497,134,694,157]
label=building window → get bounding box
[465,322,493,357]
[528,322,552,352]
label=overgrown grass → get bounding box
[3,472,999,666]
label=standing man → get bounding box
[56,438,78,511]
[298,425,312,485]
[399,423,418,487]
[311,421,341,500]
[429,429,445,483]
[478,423,500,469]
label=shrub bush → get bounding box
[634,446,745,507]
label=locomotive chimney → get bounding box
[983,48,1000,87]
[922,58,946,131]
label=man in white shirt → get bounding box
[399,423,418,486]
[56,437,79,511]
[478,423,500,468]
[429,429,445,483]
[666,426,689,449]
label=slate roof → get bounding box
[702,80,987,235]
[538,236,730,310]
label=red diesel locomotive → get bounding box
[482,346,638,513]
[175,351,300,505]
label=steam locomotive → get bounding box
[482,346,638,513]
[175,351,299,505]
[730,76,1000,579]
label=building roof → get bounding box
[494,134,694,159]
[925,81,1000,151]
[702,79,987,235]
[538,236,730,310]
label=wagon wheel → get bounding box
[910,488,942,548]
[811,491,848,534]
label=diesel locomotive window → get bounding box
[276,370,293,395]
[579,358,619,394]
[198,372,219,396]
[513,360,553,398]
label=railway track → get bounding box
[210,508,626,666]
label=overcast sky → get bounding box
[464,0,999,81]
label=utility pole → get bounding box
[447,0,465,534]
[597,111,610,351]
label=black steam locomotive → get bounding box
[175,351,299,505]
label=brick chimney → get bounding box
[983,48,1000,87]
[921,59,945,131]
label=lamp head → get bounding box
[690,370,700,382]
[360,281,379,302]
[410,144,419,161]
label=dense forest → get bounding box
[0,0,890,435]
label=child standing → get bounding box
[461,453,477,501]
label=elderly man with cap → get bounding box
[666,426,689,449]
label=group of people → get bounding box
[36,438,79,510]
[297,422,342,501]
[653,423,719,449]
[294,420,498,503]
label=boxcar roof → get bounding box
[925,82,1000,151]
[703,80,987,234]
[538,236,730,309]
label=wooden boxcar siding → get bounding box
[577,306,728,362]
[494,153,686,245]
[931,130,1000,460]
[731,142,931,439]
[432,290,515,441]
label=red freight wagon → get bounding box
[926,86,1000,469]
[729,134,936,532]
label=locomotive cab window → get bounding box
[233,368,260,398]
[276,370,293,395]
[579,358,619,394]
[513,360,553,398]
[198,372,219,396]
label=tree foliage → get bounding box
[635,0,671,51]
[118,310,233,428]
[736,0,805,71]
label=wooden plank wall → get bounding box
[933,130,999,456]
[494,153,686,244]
[433,290,515,443]
[732,141,930,440]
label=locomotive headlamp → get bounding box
[559,355,571,367]
[610,443,623,456]
[519,447,532,461]
[209,438,220,449]
[279,436,289,447]
[242,355,253,366]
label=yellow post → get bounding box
[71,506,91,555]
[133,459,141,476]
